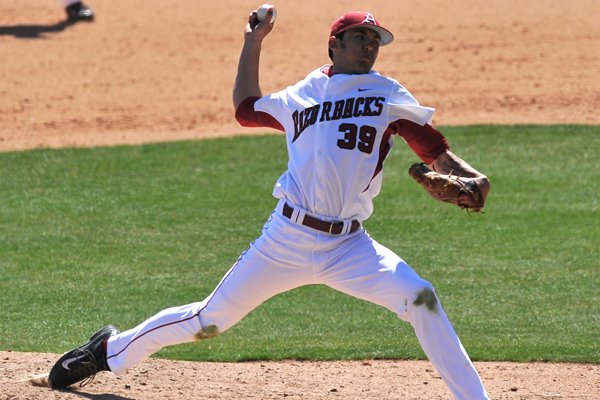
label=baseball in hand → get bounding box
[257,3,277,23]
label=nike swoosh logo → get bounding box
[357,88,372,92]
[62,354,87,370]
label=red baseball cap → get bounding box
[330,11,394,46]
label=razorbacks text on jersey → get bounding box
[238,66,449,221]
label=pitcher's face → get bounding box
[331,28,381,74]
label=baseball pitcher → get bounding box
[49,7,490,400]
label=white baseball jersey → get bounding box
[255,67,434,222]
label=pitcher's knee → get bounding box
[195,324,220,340]
[413,287,438,312]
[396,281,440,320]
[412,284,438,313]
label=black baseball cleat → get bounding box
[49,325,119,389]
[65,2,95,22]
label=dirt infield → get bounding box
[1,0,599,152]
[1,1,599,399]
[1,351,599,400]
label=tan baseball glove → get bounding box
[408,163,485,212]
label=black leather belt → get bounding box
[282,203,361,235]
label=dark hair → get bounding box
[328,32,345,61]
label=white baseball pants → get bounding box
[106,201,489,400]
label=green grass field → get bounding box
[0,125,598,363]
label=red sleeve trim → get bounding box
[389,119,449,164]
[235,96,285,131]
